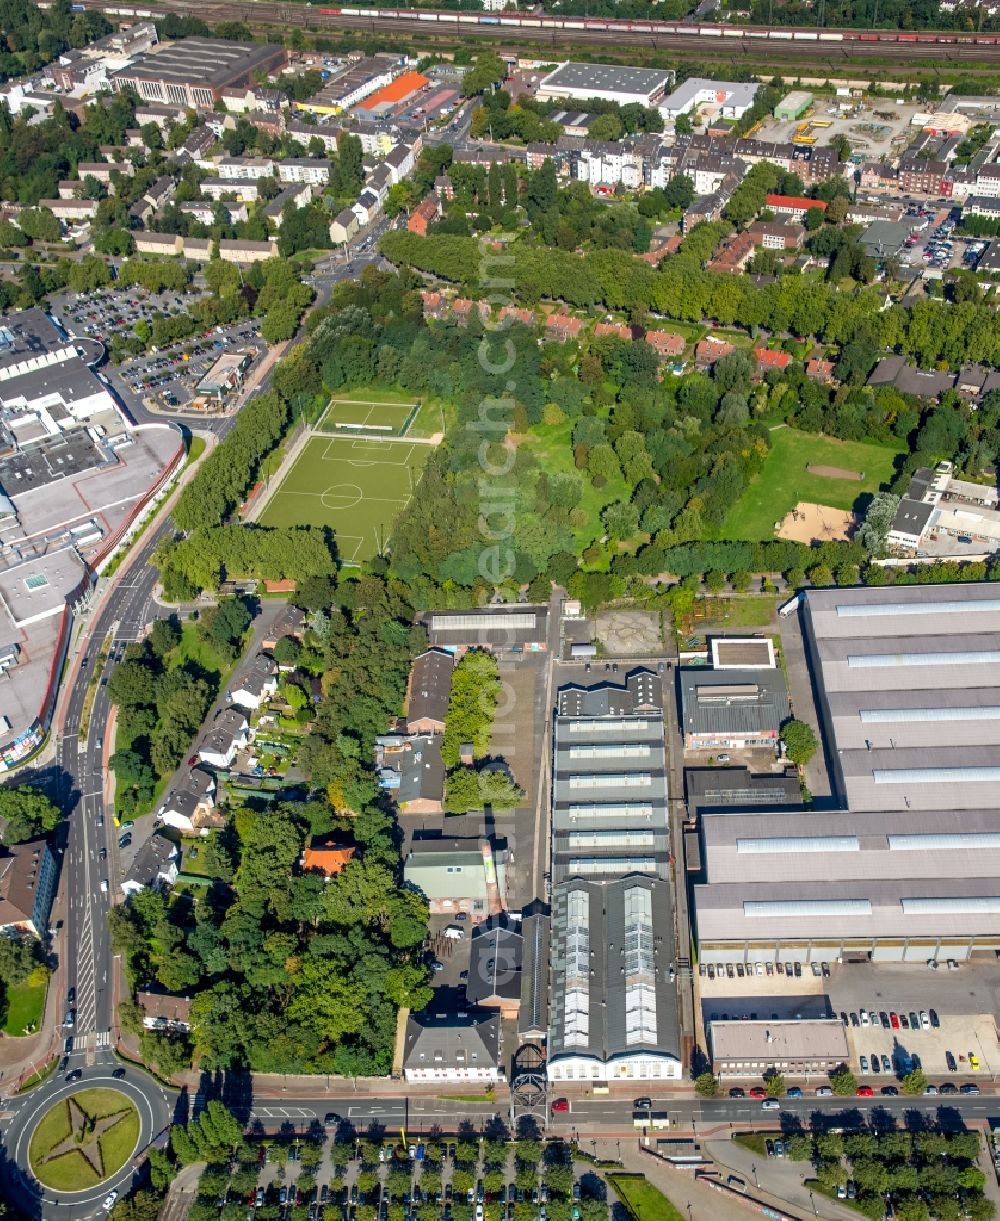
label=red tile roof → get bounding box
[755,347,792,370]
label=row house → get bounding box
[765,193,828,222]
[245,110,284,139]
[594,321,632,340]
[286,119,341,152]
[385,142,416,183]
[545,313,585,342]
[213,156,276,180]
[261,182,313,229]
[682,174,739,232]
[179,200,248,224]
[276,158,330,186]
[859,161,897,192]
[572,141,645,189]
[407,192,441,236]
[38,198,97,222]
[77,161,134,184]
[709,230,755,274]
[898,157,952,195]
[202,178,261,202]
[644,329,686,359]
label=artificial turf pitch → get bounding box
[257,434,428,563]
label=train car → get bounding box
[698,24,723,33]
[819,32,844,40]
[630,23,652,32]
[478,15,500,22]
[519,17,543,26]
[793,30,819,38]
[70,2,85,9]
[563,19,586,28]
[457,13,478,22]
[722,26,744,35]
[769,29,794,37]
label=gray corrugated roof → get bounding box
[679,668,789,738]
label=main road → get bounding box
[0,247,383,1218]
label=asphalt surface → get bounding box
[0,246,384,1218]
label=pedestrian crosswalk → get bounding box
[68,1029,112,1052]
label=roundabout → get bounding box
[29,1088,139,1191]
[3,1059,175,1219]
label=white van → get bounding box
[443,926,465,940]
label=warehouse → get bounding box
[774,90,814,121]
[536,62,675,108]
[804,584,1000,813]
[679,667,790,752]
[691,583,1000,965]
[551,669,669,884]
[111,38,287,109]
[547,876,681,1084]
[660,78,760,121]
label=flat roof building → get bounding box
[709,1018,848,1078]
[402,838,508,918]
[661,78,760,121]
[423,605,549,653]
[692,583,1000,966]
[679,667,789,752]
[112,38,287,109]
[537,62,675,108]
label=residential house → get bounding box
[143,176,175,210]
[134,232,182,256]
[420,290,447,321]
[158,768,217,834]
[544,313,584,342]
[277,158,331,186]
[301,837,357,878]
[39,199,97,222]
[330,207,359,244]
[709,230,755,274]
[262,604,306,653]
[137,988,192,1032]
[0,839,56,936]
[121,835,179,896]
[384,142,415,183]
[218,239,279,264]
[695,337,736,370]
[198,707,250,770]
[351,189,381,226]
[806,358,835,384]
[754,348,792,374]
[406,648,454,735]
[407,192,441,236]
[375,730,445,814]
[594,322,632,340]
[230,653,278,712]
[403,1012,502,1083]
[644,329,686,360]
[202,178,260,203]
[868,354,956,400]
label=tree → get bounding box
[444,766,524,813]
[0,786,60,843]
[857,492,900,557]
[902,1067,928,1095]
[781,719,819,766]
[829,1066,857,1096]
[764,1072,785,1097]
[694,1072,718,1097]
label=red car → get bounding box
[550,1098,569,1113]
[856,1086,874,1096]
[749,1087,767,1099]
[890,1012,900,1030]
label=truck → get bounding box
[778,592,803,617]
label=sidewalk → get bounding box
[608,1140,760,1221]
[704,1135,861,1221]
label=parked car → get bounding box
[761,1099,780,1111]
[856,1086,874,1097]
[550,1098,569,1113]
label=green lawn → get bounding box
[606,1174,686,1221]
[169,622,229,689]
[29,1089,139,1191]
[734,1132,775,1156]
[3,968,48,1036]
[258,434,430,564]
[697,594,779,630]
[521,416,630,555]
[722,427,902,541]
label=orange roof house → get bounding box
[359,71,428,110]
[301,839,356,879]
[754,347,792,372]
[645,330,686,358]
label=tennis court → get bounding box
[258,434,429,563]
[316,394,419,437]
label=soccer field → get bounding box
[317,394,418,436]
[258,435,429,563]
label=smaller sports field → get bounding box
[258,434,428,564]
[317,393,418,437]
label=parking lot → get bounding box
[114,319,264,412]
[843,1008,999,1081]
[51,285,198,349]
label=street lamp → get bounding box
[751,1163,758,1189]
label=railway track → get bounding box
[78,0,1000,63]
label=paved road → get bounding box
[0,250,384,1217]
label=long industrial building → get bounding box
[693,583,1000,965]
[547,670,680,1083]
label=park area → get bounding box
[721,427,902,541]
[29,1089,139,1190]
[2,967,48,1036]
[258,434,430,564]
